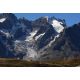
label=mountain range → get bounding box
[0,13,80,62]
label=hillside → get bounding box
[0,58,80,67]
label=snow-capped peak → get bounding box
[51,20,64,33]
[0,18,6,23]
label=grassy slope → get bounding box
[0,58,80,67]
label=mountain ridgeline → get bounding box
[0,13,80,61]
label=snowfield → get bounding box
[51,20,64,33]
[0,18,6,23]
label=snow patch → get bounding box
[25,30,37,42]
[51,20,64,33]
[48,34,59,47]
[0,18,6,23]
[15,40,21,43]
[35,33,45,40]
[0,30,10,37]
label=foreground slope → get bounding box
[0,58,80,67]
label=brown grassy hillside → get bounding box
[0,58,80,67]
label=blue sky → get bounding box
[15,13,80,26]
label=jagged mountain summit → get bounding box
[0,13,80,61]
